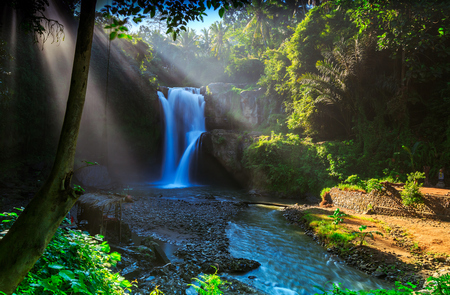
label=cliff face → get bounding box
[201,129,261,188]
[203,83,264,130]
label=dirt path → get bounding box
[284,203,450,287]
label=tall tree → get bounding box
[176,28,199,63]
[199,27,211,57]
[210,21,230,59]
[0,0,97,292]
[0,0,248,293]
[244,0,273,49]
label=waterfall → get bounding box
[155,87,206,188]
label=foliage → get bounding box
[225,56,264,83]
[318,273,450,295]
[402,142,421,172]
[188,267,230,295]
[355,225,383,247]
[344,175,361,186]
[0,208,132,295]
[364,179,383,194]
[73,184,85,193]
[318,281,417,295]
[328,208,346,225]
[401,172,425,207]
[426,274,450,295]
[150,286,165,295]
[303,212,354,248]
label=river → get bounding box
[123,185,392,294]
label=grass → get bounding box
[303,211,355,249]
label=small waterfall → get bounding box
[155,87,206,188]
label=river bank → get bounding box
[283,204,450,289]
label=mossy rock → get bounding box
[132,245,156,262]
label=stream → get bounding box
[122,185,393,294]
[227,205,392,294]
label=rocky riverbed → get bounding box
[102,194,267,294]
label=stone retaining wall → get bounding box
[328,187,450,220]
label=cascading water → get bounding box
[155,87,206,188]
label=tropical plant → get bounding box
[176,28,199,63]
[243,0,273,51]
[402,142,421,172]
[401,172,425,207]
[199,28,212,57]
[355,225,383,246]
[364,179,383,193]
[328,208,346,225]
[291,38,366,137]
[188,267,230,295]
[210,21,230,60]
[1,208,132,294]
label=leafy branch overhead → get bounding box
[101,0,249,40]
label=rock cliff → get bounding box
[201,130,261,188]
[204,83,264,130]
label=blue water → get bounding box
[227,205,393,294]
[154,88,205,188]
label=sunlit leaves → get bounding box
[1,216,134,295]
[101,0,250,41]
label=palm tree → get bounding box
[210,21,230,60]
[199,28,211,57]
[298,39,366,136]
[176,28,199,62]
[244,0,272,50]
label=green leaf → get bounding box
[59,270,76,282]
[150,7,156,18]
[110,31,117,40]
[48,264,65,270]
[101,241,110,253]
[120,279,132,288]
[110,252,121,261]
[218,7,225,18]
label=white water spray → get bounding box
[155,88,205,188]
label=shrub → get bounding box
[364,179,383,193]
[188,266,230,295]
[401,172,425,207]
[0,208,132,295]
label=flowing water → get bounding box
[227,204,392,294]
[155,88,206,188]
[124,186,393,294]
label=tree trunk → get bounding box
[0,0,97,293]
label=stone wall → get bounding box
[328,187,450,220]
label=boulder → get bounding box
[74,165,112,189]
[221,258,261,273]
[141,237,170,265]
[121,262,141,280]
